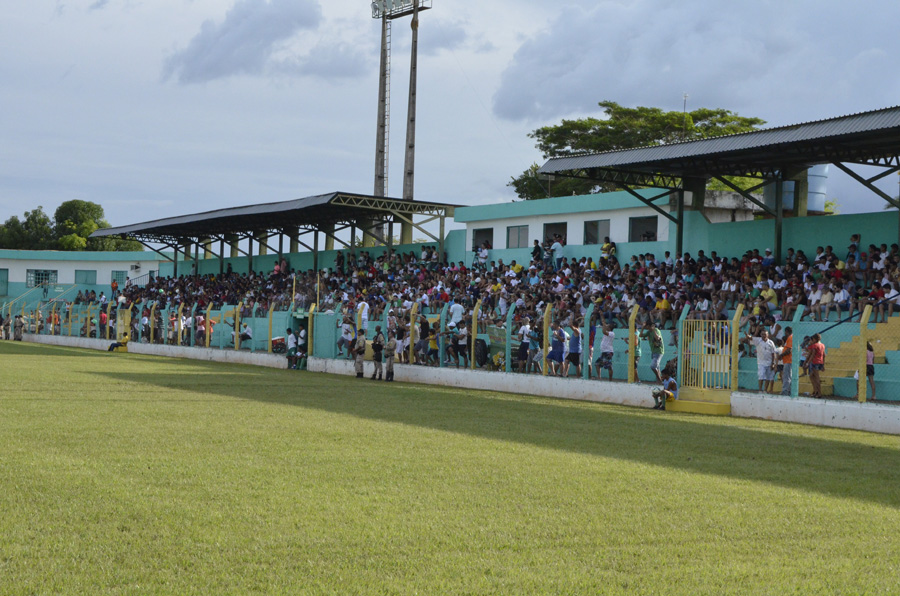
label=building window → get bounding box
[111,270,128,286]
[0,269,7,296]
[584,220,611,245]
[543,222,567,244]
[26,269,58,288]
[506,225,528,249]
[74,270,97,285]
[472,228,494,250]
[629,216,658,242]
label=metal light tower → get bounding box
[371,0,431,246]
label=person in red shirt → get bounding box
[806,333,826,398]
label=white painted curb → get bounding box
[24,334,288,369]
[308,356,654,409]
[731,392,900,435]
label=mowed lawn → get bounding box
[1,342,899,595]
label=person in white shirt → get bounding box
[337,317,355,358]
[745,329,777,393]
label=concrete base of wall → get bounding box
[731,392,900,435]
[25,334,288,369]
[309,357,654,409]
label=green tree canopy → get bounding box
[509,100,766,200]
[0,200,142,251]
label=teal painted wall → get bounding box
[678,211,899,260]
[454,189,665,223]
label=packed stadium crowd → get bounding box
[30,231,900,396]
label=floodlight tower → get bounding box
[371,0,432,246]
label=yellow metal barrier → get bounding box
[858,305,873,402]
[471,300,482,370]
[308,303,317,357]
[729,304,744,390]
[267,303,276,354]
[235,302,243,350]
[542,303,552,376]
[409,302,419,364]
[205,303,213,348]
[150,302,157,344]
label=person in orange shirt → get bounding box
[779,326,793,396]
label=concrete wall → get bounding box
[309,356,654,409]
[731,392,900,436]
[25,333,288,369]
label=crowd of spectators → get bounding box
[34,232,900,391]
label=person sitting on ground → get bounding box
[651,368,678,410]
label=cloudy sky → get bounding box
[2,0,900,233]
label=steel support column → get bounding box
[774,178,784,264]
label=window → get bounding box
[75,270,97,285]
[543,222,567,244]
[506,225,528,249]
[26,269,58,288]
[0,269,7,296]
[629,216,658,242]
[111,270,128,286]
[584,220,610,245]
[472,228,494,250]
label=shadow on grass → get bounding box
[95,362,900,509]
[0,341,110,358]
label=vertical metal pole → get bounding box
[313,230,319,273]
[400,1,420,245]
[219,238,225,275]
[248,235,254,274]
[173,243,179,278]
[676,189,685,257]
[374,14,389,197]
[775,177,784,264]
[438,214,445,264]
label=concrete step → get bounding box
[667,400,730,416]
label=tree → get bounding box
[0,200,142,251]
[509,100,766,200]
[0,207,56,250]
[53,200,142,252]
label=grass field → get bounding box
[1,341,899,595]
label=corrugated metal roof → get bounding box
[538,105,900,175]
[92,192,457,240]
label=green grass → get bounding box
[1,341,899,595]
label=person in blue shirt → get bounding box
[652,368,678,410]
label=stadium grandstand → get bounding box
[4,106,900,426]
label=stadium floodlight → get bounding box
[372,0,431,20]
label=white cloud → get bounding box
[492,0,900,125]
[162,0,323,84]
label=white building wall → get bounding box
[467,206,670,250]
[2,257,164,284]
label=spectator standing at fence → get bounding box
[642,321,665,384]
[594,323,615,381]
[384,331,396,382]
[337,317,355,358]
[806,333,825,398]
[297,323,307,366]
[13,315,24,341]
[286,328,298,369]
[563,325,583,377]
[353,330,367,379]
[371,325,385,380]
[625,327,642,383]
[746,329,777,393]
[779,327,793,396]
